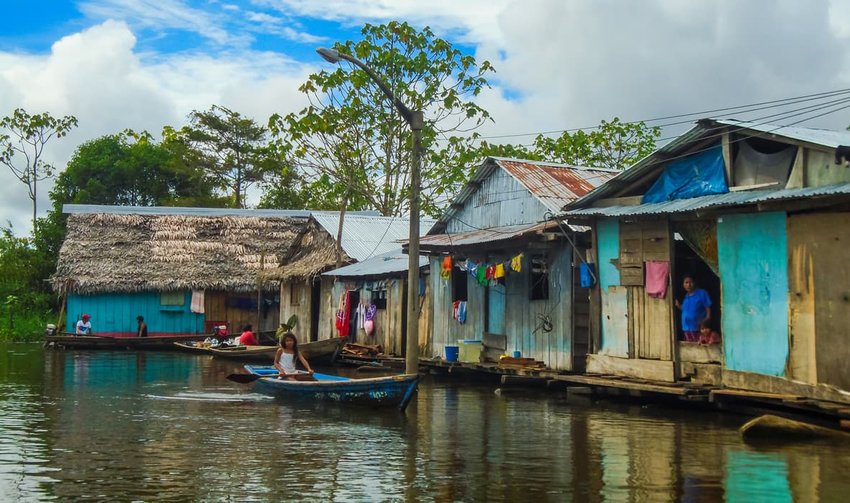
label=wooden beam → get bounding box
[585,353,676,382]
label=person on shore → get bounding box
[136,316,148,338]
[75,314,92,335]
[238,324,258,346]
[274,332,313,379]
[674,276,712,342]
[698,320,721,345]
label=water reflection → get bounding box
[1,343,849,501]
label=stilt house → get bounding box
[52,205,312,337]
[415,157,618,371]
[563,119,850,403]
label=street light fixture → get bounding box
[316,47,422,376]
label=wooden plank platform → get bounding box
[552,374,696,396]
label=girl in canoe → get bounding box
[274,332,314,379]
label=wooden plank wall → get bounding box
[279,280,314,343]
[619,220,673,361]
[204,290,279,335]
[788,212,850,391]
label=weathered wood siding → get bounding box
[446,167,548,232]
[786,147,850,188]
[279,280,315,344]
[204,290,279,335]
[597,218,628,357]
[718,212,789,377]
[620,220,673,361]
[788,212,850,390]
[67,291,204,335]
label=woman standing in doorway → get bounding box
[674,276,712,342]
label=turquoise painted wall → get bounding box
[718,212,789,376]
[597,219,628,357]
[67,291,205,335]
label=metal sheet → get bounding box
[322,249,428,278]
[311,213,436,262]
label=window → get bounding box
[529,255,549,301]
[160,291,185,311]
[452,267,468,302]
[371,287,387,310]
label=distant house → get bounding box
[322,249,430,355]
[264,213,434,345]
[564,118,850,403]
[52,205,313,337]
[413,157,617,371]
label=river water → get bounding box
[1,343,849,502]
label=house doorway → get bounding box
[672,237,721,340]
[309,279,321,342]
[348,290,360,344]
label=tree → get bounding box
[52,132,218,208]
[0,109,78,230]
[271,21,494,217]
[168,105,279,208]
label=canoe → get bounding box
[209,345,278,360]
[173,341,214,354]
[244,365,419,411]
[299,337,347,363]
[46,333,219,350]
[740,414,850,441]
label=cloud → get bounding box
[0,19,314,234]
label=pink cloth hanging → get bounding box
[645,261,670,299]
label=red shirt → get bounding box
[239,331,258,346]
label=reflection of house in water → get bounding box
[564,119,850,404]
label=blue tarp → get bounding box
[642,146,729,203]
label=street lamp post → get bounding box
[317,47,421,376]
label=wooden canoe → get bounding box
[173,341,214,354]
[46,333,217,350]
[244,365,418,411]
[740,414,850,441]
[208,345,278,360]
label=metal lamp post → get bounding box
[317,47,422,375]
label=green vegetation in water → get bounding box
[0,293,55,342]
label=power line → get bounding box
[470,87,850,141]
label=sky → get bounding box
[2,0,850,235]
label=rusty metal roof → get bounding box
[433,157,618,231]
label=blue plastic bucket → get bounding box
[445,345,459,362]
[512,351,522,358]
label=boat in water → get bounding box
[242,365,418,411]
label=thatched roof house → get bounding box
[52,205,314,294]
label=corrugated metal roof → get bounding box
[715,119,850,149]
[418,221,557,250]
[564,118,850,211]
[311,213,437,262]
[322,249,428,278]
[432,157,617,231]
[497,158,618,213]
[565,182,850,218]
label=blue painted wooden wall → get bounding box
[718,212,789,376]
[597,219,629,357]
[67,291,205,335]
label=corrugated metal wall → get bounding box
[67,291,204,335]
[718,212,789,376]
[446,168,549,233]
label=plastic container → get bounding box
[459,340,483,363]
[445,345,459,362]
[512,350,522,358]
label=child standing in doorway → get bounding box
[674,276,712,342]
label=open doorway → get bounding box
[348,290,360,343]
[309,278,321,342]
[672,238,721,341]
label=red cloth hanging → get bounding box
[335,291,351,338]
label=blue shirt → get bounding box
[681,289,711,331]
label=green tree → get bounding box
[52,132,218,207]
[271,21,494,217]
[0,108,78,230]
[168,105,279,208]
[530,118,660,170]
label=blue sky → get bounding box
[2,1,850,233]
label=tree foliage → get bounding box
[271,21,494,217]
[0,108,78,229]
[52,132,219,208]
[168,105,281,208]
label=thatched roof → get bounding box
[53,211,309,294]
[262,219,351,282]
